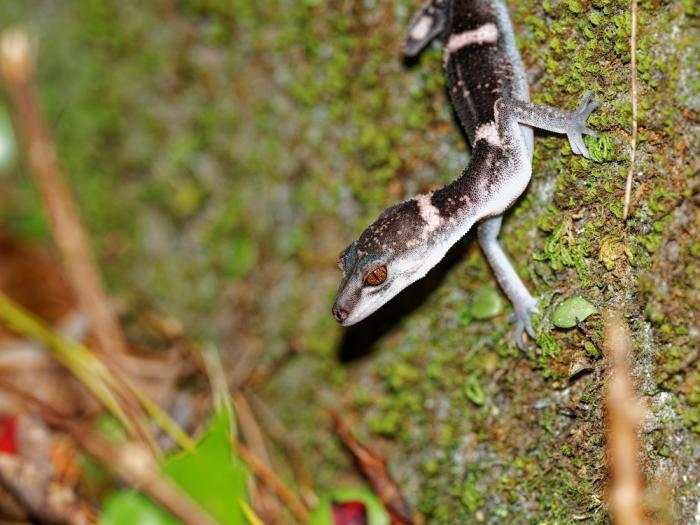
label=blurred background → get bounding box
[0,1,698,524]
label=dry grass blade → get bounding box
[605,311,646,525]
[201,344,234,420]
[122,374,196,452]
[201,346,283,521]
[0,292,193,453]
[234,440,310,524]
[233,393,272,470]
[245,392,318,508]
[240,500,265,525]
[0,292,134,433]
[233,393,280,520]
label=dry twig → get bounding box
[623,0,638,220]
[246,392,318,508]
[0,29,127,357]
[234,440,310,524]
[0,29,165,454]
[79,437,220,525]
[605,311,646,525]
[0,382,92,525]
[232,392,284,522]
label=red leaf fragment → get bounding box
[0,416,18,454]
[332,500,368,525]
[328,411,415,525]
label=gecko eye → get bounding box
[365,265,388,287]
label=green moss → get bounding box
[587,132,616,163]
[460,473,483,513]
[535,221,591,286]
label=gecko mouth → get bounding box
[332,304,350,324]
[332,290,396,327]
[333,307,367,327]
[332,301,376,327]
[338,310,369,327]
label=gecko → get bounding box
[332,0,600,349]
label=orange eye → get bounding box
[365,265,388,286]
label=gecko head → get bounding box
[332,198,443,326]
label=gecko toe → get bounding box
[515,326,527,351]
[514,318,534,351]
[568,135,582,156]
[573,96,601,143]
[525,317,536,339]
[577,92,597,112]
[577,138,591,159]
[568,129,593,158]
[581,101,601,120]
[579,92,595,105]
[512,298,538,351]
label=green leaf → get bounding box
[100,407,249,525]
[164,407,248,525]
[463,375,486,406]
[308,487,390,525]
[551,296,598,328]
[102,492,180,525]
[470,286,502,320]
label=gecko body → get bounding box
[332,0,599,348]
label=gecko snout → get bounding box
[332,304,349,323]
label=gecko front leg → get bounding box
[496,93,600,158]
[477,216,537,350]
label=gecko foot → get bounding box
[509,296,539,351]
[566,92,601,159]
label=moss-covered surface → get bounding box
[0,0,698,523]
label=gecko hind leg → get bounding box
[477,215,538,350]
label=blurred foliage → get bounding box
[0,0,698,523]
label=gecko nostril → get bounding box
[332,305,349,322]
